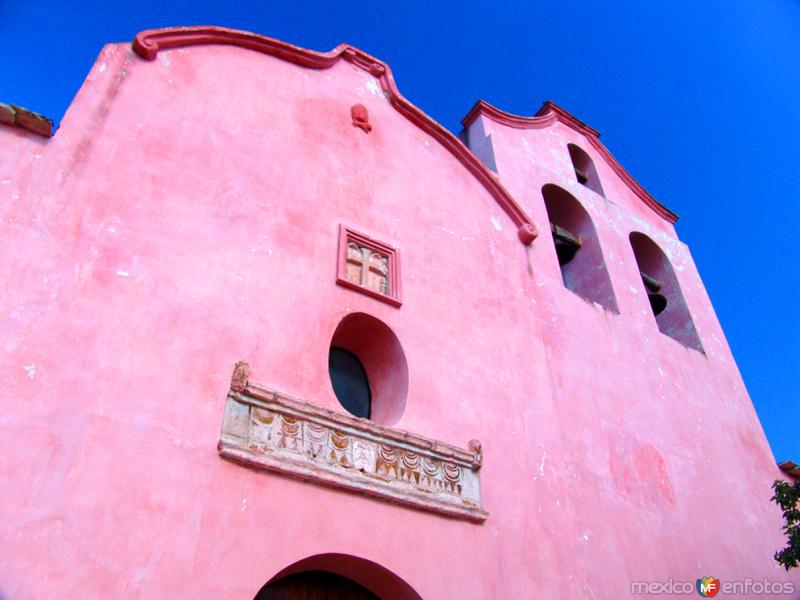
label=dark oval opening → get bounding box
[328,312,408,425]
[329,347,372,419]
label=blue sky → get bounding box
[1,2,797,462]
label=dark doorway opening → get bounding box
[254,570,380,599]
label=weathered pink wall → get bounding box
[1,32,796,599]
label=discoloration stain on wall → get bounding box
[67,50,134,178]
[609,438,676,509]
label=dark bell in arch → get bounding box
[550,222,582,266]
[554,238,578,266]
[648,291,668,316]
[640,271,667,316]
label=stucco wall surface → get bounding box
[0,38,796,599]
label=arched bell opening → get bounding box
[567,143,605,197]
[629,232,703,352]
[542,184,618,311]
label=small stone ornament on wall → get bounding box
[351,103,372,133]
[218,362,487,522]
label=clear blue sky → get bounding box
[1,2,797,461]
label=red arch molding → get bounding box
[462,99,679,224]
[133,26,538,245]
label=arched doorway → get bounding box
[254,570,378,599]
[253,553,421,600]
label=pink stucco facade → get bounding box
[1,27,797,599]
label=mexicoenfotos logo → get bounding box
[696,577,720,597]
[630,576,795,596]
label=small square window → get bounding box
[336,225,401,307]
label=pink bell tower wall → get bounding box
[462,102,798,595]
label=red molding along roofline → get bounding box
[462,99,679,224]
[132,26,538,246]
[779,461,800,480]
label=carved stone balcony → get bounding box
[218,363,487,523]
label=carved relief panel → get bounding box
[219,363,486,522]
[337,226,401,307]
[345,242,389,295]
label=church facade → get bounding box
[1,26,796,599]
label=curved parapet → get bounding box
[132,26,538,245]
[462,99,679,224]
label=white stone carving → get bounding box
[218,380,487,523]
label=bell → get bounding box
[640,271,667,316]
[554,238,579,266]
[551,223,582,266]
[648,291,668,316]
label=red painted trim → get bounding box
[779,461,800,480]
[462,99,679,224]
[337,224,402,307]
[132,26,537,245]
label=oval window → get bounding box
[328,312,408,425]
[328,347,371,419]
